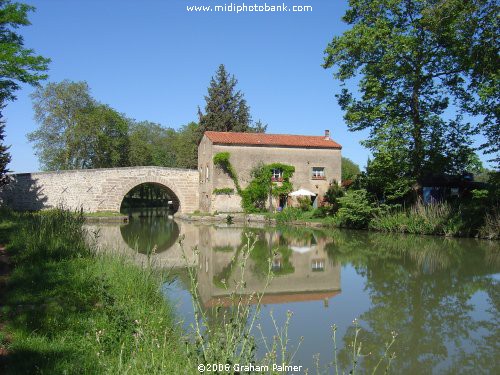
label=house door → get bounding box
[279,195,287,209]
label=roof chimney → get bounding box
[324,129,330,140]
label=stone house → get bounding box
[198,130,342,213]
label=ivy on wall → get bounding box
[213,152,241,193]
[241,163,295,212]
[213,152,295,213]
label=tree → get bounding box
[28,80,129,170]
[425,0,499,166]
[128,120,177,167]
[0,109,11,186]
[75,104,130,168]
[173,122,199,169]
[323,0,480,181]
[0,0,50,181]
[341,156,360,181]
[197,64,265,141]
[0,0,50,103]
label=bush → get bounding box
[275,207,303,223]
[323,180,344,214]
[297,196,312,211]
[335,189,376,228]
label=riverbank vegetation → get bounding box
[274,172,500,240]
[0,209,399,373]
[0,209,190,374]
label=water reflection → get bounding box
[89,215,500,373]
[196,226,341,308]
[120,208,179,254]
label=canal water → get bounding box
[89,209,499,374]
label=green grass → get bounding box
[0,209,191,374]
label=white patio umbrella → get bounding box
[288,188,317,197]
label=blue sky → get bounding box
[2,0,492,172]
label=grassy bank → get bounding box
[0,209,189,374]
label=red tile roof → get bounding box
[204,131,342,149]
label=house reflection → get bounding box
[196,226,341,308]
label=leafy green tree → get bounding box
[172,122,200,169]
[341,156,360,181]
[75,104,129,168]
[128,120,177,167]
[425,0,499,165]
[28,80,129,170]
[323,0,479,180]
[0,0,50,103]
[0,109,11,185]
[197,64,265,141]
[335,189,376,228]
[0,0,50,180]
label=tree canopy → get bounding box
[0,0,50,103]
[197,64,266,140]
[323,0,499,184]
[0,0,50,180]
[341,156,360,181]
[28,81,129,170]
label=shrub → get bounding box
[323,180,344,214]
[275,207,303,223]
[335,189,376,228]
[297,196,312,211]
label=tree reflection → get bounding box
[325,230,499,374]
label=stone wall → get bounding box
[0,166,199,214]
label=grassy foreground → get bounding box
[0,209,190,374]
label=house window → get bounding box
[271,168,283,182]
[312,167,325,180]
[311,259,325,272]
[206,165,209,182]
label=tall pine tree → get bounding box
[197,64,265,141]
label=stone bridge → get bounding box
[0,166,199,214]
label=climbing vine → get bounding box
[241,162,295,212]
[213,152,295,213]
[213,152,241,193]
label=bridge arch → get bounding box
[109,176,183,213]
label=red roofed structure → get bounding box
[199,130,342,212]
[204,131,342,149]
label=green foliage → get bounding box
[360,151,414,204]
[341,157,360,181]
[197,64,266,142]
[28,81,130,170]
[323,0,481,179]
[426,0,499,166]
[297,196,312,211]
[335,189,377,229]
[172,122,199,169]
[128,120,177,167]
[1,209,189,373]
[0,0,50,103]
[275,207,303,223]
[213,151,241,192]
[0,109,11,186]
[241,163,295,212]
[370,201,453,235]
[213,187,234,195]
[323,180,345,214]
